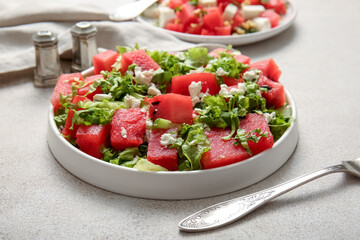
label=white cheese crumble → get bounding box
[158,7,175,28]
[111,55,122,71]
[134,67,154,86]
[146,119,153,129]
[189,81,202,99]
[229,82,247,95]
[252,17,271,32]
[93,93,112,101]
[243,69,258,81]
[148,83,161,96]
[219,84,230,97]
[219,83,247,97]
[189,66,204,74]
[120,127,127,138]
[126,70,134,76]
[222,3,238,21]
[240,5,265,20]
[264,112,276,123]
[124,94,141,108]
[216,67,229,76]
[188,81,209,105]
[175,52,186,61]
[256,89,262,96]
[160,133,177,147]
[193,108,202,114]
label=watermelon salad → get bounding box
[51,45,293,171]
[143,0,288,36]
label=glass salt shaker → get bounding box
[71,22,98,72]
[32,31,61,87]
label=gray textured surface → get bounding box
[1,0,360,239]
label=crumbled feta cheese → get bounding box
[124,94,141,108]
[160,133,177,147]
[158,7,175,28]
[146,119,153,129]
[240,5,265,20]
[229,82,247,95]
[126,70,134,76]
[222,3,238,21]
[243,69,258,81]
[219,84,230,97]
[175,52,186,61]
[216,67,229,77]
[112,55,122,71]
[93,93,112,101]
[120,127,127,138]
[198,0,216,7]
[252,17,271,32]
[134,67,154,86]
[189,66,204,74]
[193,108,202,114]
[256,89,262,96]
[264,112,276,123]
[188,81,210,105]
[189,81,202,99]
[148,83,161,96]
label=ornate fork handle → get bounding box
[179,164,347,232]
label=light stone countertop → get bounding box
[1,1,360,239]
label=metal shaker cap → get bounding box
[71,22,97,38]
[33,31,58,47]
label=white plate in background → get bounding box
[137,0,297,46]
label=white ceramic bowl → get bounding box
[47,82,298,200]
[137,0,297,46]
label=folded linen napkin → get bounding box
[0,0,195,78]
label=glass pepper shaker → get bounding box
[70,22,98,72]
[32,31,61,87]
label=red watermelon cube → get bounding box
[147,128,178,171]
[62,110,78,140]
[93,50,119,74]
[203,7,224,31]
[257,75,286,109]
[201,128,251,169]
[61,96,91,139]
[77,74,104,100]
[176,4,197,27]
[147,93,193,124]
[171,72,220,96]
[240,113,274,155]
[250,58,281,82]
[235,54,251,64]
[260,10,281,28]
[110,108,146,150]
[76,124,111,159]
[120,49,160,74]
[50,73,83,114]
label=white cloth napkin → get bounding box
[0,0,195,77]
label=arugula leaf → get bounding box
[268,105,294,141]
[205,51,248,79]
[177,124,211,171]
[54,113,67,128]
[102,147,140,167]
[184,47,212,68]
[71,107,115,128]
[98,70,148,100]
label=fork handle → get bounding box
[178,164,348,232]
